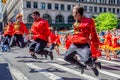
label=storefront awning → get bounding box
[50,23,73,27]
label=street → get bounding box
[0,46,120,80]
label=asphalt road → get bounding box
[0,46,120,80]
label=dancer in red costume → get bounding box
[49,31,61,55]
[10,13,29,48]
[64,6,101,76]
[29,11,53,60]
[1,20,14,51]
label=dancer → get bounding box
[64,6,101,76]
[10,13,29,48]
[29,11,53,60]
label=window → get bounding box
[68,15,74,23]
[99,7,102,12]
[41,2,46,9]
[94,7,97,13]
[61,4,64,10]
[117,9,120,13]
[113,8,115,13]
[33,2,38,8]
[27,14,33,22]
[26,1,31,8]
[55,4,59,10]
[55,15,64,23]
[103,7,106,12]
[117,0,120,5]
[89,6,93,12]
[42,14,52,23]
[108,8,111,12]
[67,5,71,11]
[48,3,52,9]
[84,6,87,12]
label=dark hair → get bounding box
[73,6,84,16]
[32,11,40,16]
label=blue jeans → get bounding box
[64,43,91,63]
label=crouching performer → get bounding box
[64,6,101,76]
[29,11,53,60]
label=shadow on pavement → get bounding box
[62,77,82,80]
[0,63,13,80]
[101,65,120,71]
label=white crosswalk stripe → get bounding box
[9,67,28,80]
[98,58,120,66]
[48,62,98,80]
[26,63,64,80]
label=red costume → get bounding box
[13,22,29,35]
[104,33,112,50]
[31,18,51,41]
[4,24,14,36]
[70,17,101,58]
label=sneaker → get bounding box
[91,67,99,76]
[48,51,53,60]
[76,62,86,74]
[31,54,37,59]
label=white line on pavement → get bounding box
[57,58,120,79]
[9,67,28,80]
[48,62,98,80]
[98,59,120,66]
[98,70,120,79]
[26,63,64,80]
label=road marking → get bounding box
[102,56,120,61]
[26,63,64,80]
[48,62,97,80]
[98,59,120,66]
[9,67,28,80]
[57,58,120,79]
[98,70,120,79]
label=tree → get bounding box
[95,12,117,32]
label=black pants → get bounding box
[29,38,48,55]
[10,34,24,48]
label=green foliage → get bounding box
[95,12,117,32]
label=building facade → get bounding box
[1,0,120,31]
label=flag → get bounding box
[2,0,6,4]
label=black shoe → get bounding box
[48,52,53,60]
[45,54,47,59]
[76,62,86,74]
[31,54,37,59]
[91,67,99,76]
[95,62,101,69]
[79,66,86,74]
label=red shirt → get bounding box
[31,18,51,41]
[71,17,100,48]
[49,32,57,43]
[71,17,101,58]
[4,24,14,36]
[13,22,29,35]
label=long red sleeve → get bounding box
[31,18,51,41]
